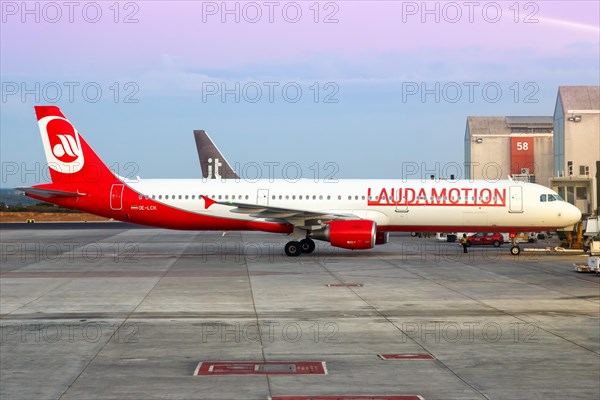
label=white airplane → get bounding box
[18,106,581,256]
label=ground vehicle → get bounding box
[466,232,504,247]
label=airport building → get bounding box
[551,86,600,216]
[465,86,600,217]
[464,116,554,185]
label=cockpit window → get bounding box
[548,194,557,202]
[540,194,547,202]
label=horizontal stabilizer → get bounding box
[16,187,86,198]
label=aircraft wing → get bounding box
[194,130,240,180]
[202,196,359,227]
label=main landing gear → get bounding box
[284,238,316,257]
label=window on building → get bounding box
[576,187,587,200]
[567,187,575,204]
[557,187,565,201]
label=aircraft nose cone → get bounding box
[565,204,582,225]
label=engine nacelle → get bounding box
[310,220,376,250]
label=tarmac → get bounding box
[1,223,599,400]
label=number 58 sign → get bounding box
[510,137,534,174]
[516,142,529,151]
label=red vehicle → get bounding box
[466,232,504,247]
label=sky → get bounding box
[1,0,599,187]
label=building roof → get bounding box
[557,86,600,112]
[506,116,553,126]
[466,116,553,138]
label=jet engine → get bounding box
[310,220,376,250]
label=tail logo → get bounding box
[39,116,84,173]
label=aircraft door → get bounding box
[509,186,523,213]
[257,189,269,206]
[110,184,124,210]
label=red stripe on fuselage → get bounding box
[27,181,293,233]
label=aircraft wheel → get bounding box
[299,238,316,254]
[285,241,302,257]
[510,246,521,255]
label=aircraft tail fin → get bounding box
[34,106,118,185]
[194,130,239,180]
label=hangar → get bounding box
[465,85,600,216]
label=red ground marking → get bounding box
[378,354,435,360]
[271,396,425,400]
[194,361,327,375]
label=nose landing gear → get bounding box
[509,233,521,255]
